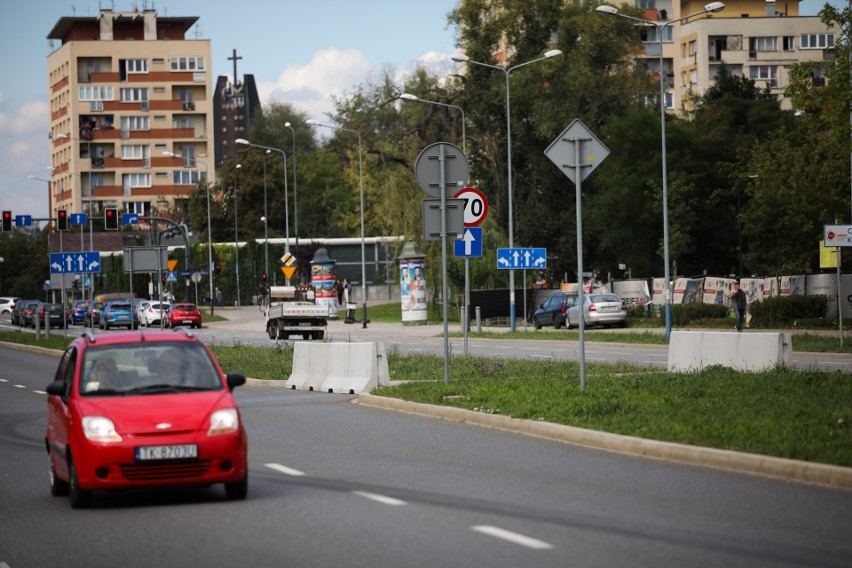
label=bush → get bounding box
[669,303,729,325]
[749,295,828,328]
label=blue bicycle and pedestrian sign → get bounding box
[49,252,101,274]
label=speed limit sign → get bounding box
[454,187,488,227]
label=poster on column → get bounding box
[399,259,427,323]
[311,262,338,314]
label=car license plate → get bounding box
[136,444,198,461]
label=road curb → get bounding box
[357,393,852,491]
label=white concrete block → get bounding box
[668,331,791,372]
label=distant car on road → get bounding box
[531,292,578,330]
[83,301,104,327]
[12,299,38,326]
[141,301,171,327]
[167,303,202,329]
[19,300,42,327]
[0,296,20,318]
[567,293,628,329]
[44,330,248,508]
[34,302,70,328]
[98,301,139,330]
[70,300,91,325]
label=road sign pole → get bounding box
[464,257,469,355]
[440,144,450,385]
[574,136,587,392]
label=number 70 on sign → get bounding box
[454,187,488,227]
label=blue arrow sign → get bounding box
[70,213,87,226]
[454,227,483,258]
[49,251,101,274]
[15,215,32,227]
[496,247,547,270]
[123,213,139,225]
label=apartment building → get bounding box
[624,0,839,111]
[46,9,215,224]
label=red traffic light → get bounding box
[261,273,267,281]
[104,208,118,230]
[1,211,11,232]
[57,209,68,231]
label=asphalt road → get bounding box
[1,346,851,567]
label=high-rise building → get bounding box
[46,8,215,225]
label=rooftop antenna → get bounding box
[70,4,76,16]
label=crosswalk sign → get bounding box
[165,271,178,283]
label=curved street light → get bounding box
[450,49,562,331]
[305,119,368,328]
[596,2,725,338]
[162,151,214,315]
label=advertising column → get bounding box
[310,248,338,318]
[397,240,427,325]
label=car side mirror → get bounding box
[46,380,66,397]
[226,372,246,390]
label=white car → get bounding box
[566,293,628,329]
[0,296,21,317]
[140,301,171,326]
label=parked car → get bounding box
[35,302,70,328]
[141,301,171,327]
[83,301,104,327]
[12,299,37,326]
[566,293,628,329]
[98,301,140,330]
[70,300,91,325]
[167,303,202,329]
[531,292,578,330]
[45,330,248,508]
[19,300,41,328]
[0,296,20,318]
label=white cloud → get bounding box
[0,94,49,135]
[257,48,374,121]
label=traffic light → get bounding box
[1,211,11,232]
[104,208,118,230]
[214,264,222,276]
[261,273,267,282]
[57,209,68,231]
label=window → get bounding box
[644,26,673,43]
[664,92,674,110]
[801,33,835,49]
[749,65,778,87]
[121,145,148,160]
[123,173,151,188]
[750,37,777,52]
[174,117,194,130]
[783,36,795,51]
[120,88,148,102]
[78,86,114,101]
[124,202,149,215]
[125,59,148,73]
[690,69,698,85]
[637,0,655,8]
[170,56,206,71]
[688,40,697,56]
[172,170,206,185]
[120,116,149,131]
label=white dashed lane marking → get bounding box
[471,525,553,550]
[264,463,305,477]
[352,491,406,506]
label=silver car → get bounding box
[567,293,627,328]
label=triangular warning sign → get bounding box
[281,266,297,281]
[168,259,178,272]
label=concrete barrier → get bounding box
[286,342,390,393]
[668,331,791,372]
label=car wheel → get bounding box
[267,324,277,340]
[553,318,563,330]
[533,319,542,330]
[68,456,91,509]
[224,472,248,500]
[49,455,69,497]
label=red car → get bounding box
[167,303,202,329]
[45,330,248,508]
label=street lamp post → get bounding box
[400,92,471,352]
[233,163,242,306]
[162,152,214,314]
[596,2,724,338]
[56,133,95,301]
[450,49,562,331]
[305,119,368,328]
[235,139,290,280]
[284,122,299,253]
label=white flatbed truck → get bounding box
[264,286,329,340]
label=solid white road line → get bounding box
[265,463,305,477]
[352,491,407,506]
[471,525,553,550]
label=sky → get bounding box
[0,0,836,220]
[0,0,461,219]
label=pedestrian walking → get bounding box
[728,281,748,332]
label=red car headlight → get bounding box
[208,409,239,436]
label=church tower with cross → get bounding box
[213,48,262,166]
